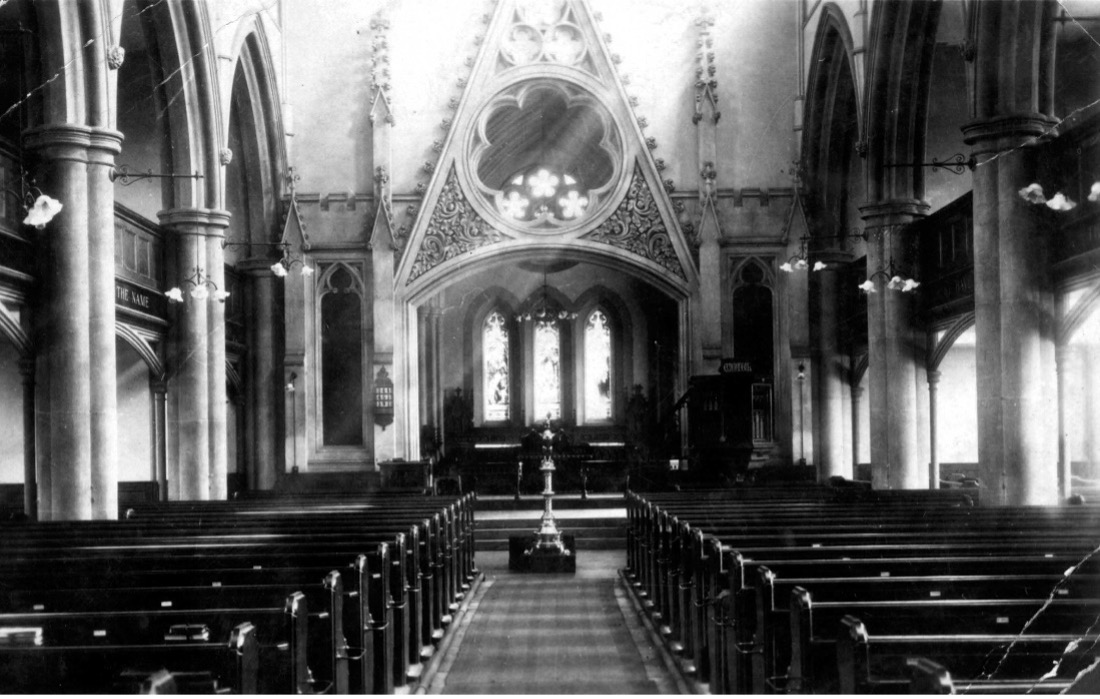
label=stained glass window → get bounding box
[483,311,510,421]
[533,319,561,421]
[497,165,589,223]
[585,309,612,421]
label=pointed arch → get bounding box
[929,312,976,372]
[1059,284,1100,347]
[0,300,31,357]
[803,5,863,238]
[224,25,286,246]
[114,322,164,380]
[316,262,367,447]
[851,353,869,388]
[573,285,633,425]
[463,287,522,425]
[863,0,942,203]
[731,257,777,381]
[113,0,224,211]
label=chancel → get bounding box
[0,0,1098,694]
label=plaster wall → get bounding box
[117,341,154,482]
[937,336,978,464]
[285,0,798,209]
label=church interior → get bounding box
[1,0,1100,694]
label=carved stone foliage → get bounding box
[408,165,506,283]
[583,163,685,279]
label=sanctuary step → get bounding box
[475,494,626,551]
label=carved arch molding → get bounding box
[407,161,684,284]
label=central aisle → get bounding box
[427,551,679,694]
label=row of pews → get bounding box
[625,485,1100,694]
[0,492,477,694]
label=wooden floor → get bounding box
[427,550,679,694]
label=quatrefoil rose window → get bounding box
[471,81,621,232]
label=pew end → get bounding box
[906,657,953,694]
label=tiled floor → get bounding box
[429,550,676,694]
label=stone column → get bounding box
[242,262,279,491]
[810,257,851,479]
[1055,345,1070,501]
[860,203,927,490]
[87,128,123,519]
[26,125,93,520]
[161,209,212,501]
[205,214,231,499]
[850,382,863,475]
[1082,345,1100,493]
[963,0,1060,506]
[418,306,434,441]
[34,353,51,520]
[151,379,168,501]
[927,370,941,489]
[20,358,36,520]
[963,119,1059,506]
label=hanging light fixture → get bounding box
[779,230,864,274]
[221,240,314,279]
[780,238,829,273]
[517,273,577,323]
[858,258,920,294]
[165,238,229,305]
[7,168,63,230]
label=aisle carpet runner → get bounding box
[435,566,671,694]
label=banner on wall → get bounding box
[115,279,167,319]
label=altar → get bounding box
[449,438,630,496]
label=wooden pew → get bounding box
[837,615,1099,694]
[786,587,1100,693]
[0,588,321,694]
[0,493,473,695]
[750,566,1100,694]
[0,522,430,690]
[0,622,259,694]
[624,490,1100,693]
[0,535,403,693]
[0,497,468,695]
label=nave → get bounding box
[2,481,1099,695]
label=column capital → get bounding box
[150,378,168,395]
[18,357,35,381]
[859,199,930,227]
[962,113,1059,152]
[158,208,232,233]
[1055,343,1071,369]
[927,369,942,385]
[87,128,124,157]
[23,124,92,162]
[808,248,855,266]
